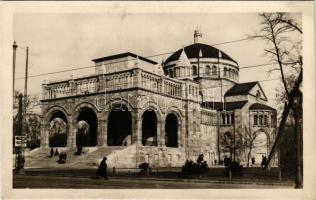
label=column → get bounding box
[160,119,165,147]
[67,118,77,148]
[40,121,49,148]
[132,109,142,145]
[157,120,162,146]
[97,119,107,146]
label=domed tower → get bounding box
[163,30,239,102]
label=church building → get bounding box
[39,30,277,168]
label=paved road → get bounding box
[13,174,293,189]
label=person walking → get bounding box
[97,157,108,179]
[251,157,255,166]
[50,148,54,158]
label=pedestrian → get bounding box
[54,148,59,156]
[263,156,267,168]
[261,155,267,169]
[96,157,108,179]
[251,157,255,166]
[50,147,54,158]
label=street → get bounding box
[13,174,293,189]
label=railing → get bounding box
[42,68,199,101]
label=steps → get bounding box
[24,145,137,169]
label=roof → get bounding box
[174,49,191,67]
[225,82,258,96]
[201,101,248,111]
[92,52,158,65]
[164,43,237,66]
[249,103,276,111]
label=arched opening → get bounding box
[192,65,197,76]
[224,67,228,77]
[107,104,132,146]
[49,111,68,147]
[252,132,268,165]
[221,132,233,158]
[205,65,211,75]
[212,65,217,75]
[142,110,157,146]
[76,107,98,146]
[165,113,178,147]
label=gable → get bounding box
[249,83,268,101]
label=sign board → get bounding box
[14,136,27,147]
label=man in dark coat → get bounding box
[50,148,54,158]
[97,157,108,179]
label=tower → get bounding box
[194,28,203,44]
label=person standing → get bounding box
[97,157,108,179]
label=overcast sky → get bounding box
[13,13,301,109]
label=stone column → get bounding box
[67,118,77,148]
[160,119,165,147]
[156,120,162,146]
[132,109,142,145]
[97,119,107,146]
[40,121,49,148]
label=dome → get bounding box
[164,43,238,67]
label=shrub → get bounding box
[225,161,243,176]
[181,160,209,175]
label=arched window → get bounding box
[212,65,217,75]
[192,65,197,76]
[259,115,263,125]
[169,69,172,77]
[264,115,268,125]
[228,69,231,78]
[205,65,211,75]
[222,113,226,125]
[224,67,227,77]
[231,113,234,124]
[254,115,258,125]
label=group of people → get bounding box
[49,148,67,164]
[251,155,267,168]
[50,148,60,158]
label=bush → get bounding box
[225,161,243,176]
[181,160,209,175]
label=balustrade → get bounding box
[42,68,196,100]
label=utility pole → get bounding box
[22,47,29,144]
[13,41,18,99]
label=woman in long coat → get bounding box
[97,157,108,179]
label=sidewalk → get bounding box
[20,168,295,187]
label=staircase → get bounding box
[24,145,137,169]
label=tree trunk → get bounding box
[247,146,253,167]
[265,69,302,170]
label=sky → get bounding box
[13,13,301,111]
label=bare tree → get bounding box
[255,12,302,188]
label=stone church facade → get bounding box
[40,31,277,167]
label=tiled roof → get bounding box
[164,43,237,66]
[249,103,276,111]
[225,82,258,96]
[92,52,158,65]
[201,101,248,111]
